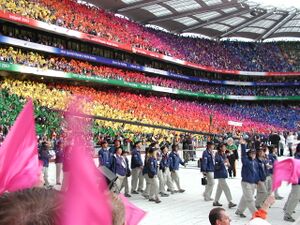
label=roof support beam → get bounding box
[117,0,168,12]
[182,8,251,32]
[259,10,298,40]
[217,10,274,38]
[147,1,241,23]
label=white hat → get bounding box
[247,218,271,225]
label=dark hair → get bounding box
[209,207,225,225]
[172,144,178,151]
[114,139,121,145]
[101,140,108,146]
[133,141,141,148]
[217,143,226,152]
[0,187,62,225]
[115,146,123,152]
[160,145,168,151]
[268,145,275,154]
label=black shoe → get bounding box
[239,213,246,218]
[228,202,237,208]
[178,189,185,193]
[235,210,246,218]
[124,193,131,198]
[137,189,144,193]
[284,214,295,222]
[167,189,171,192]
[131,190,139,194]
[160,193,169,197]
[149,198,155,202]
[213,201,222,207]
[155,199,161,204]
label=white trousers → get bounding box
[237,181,257,214]
[214,178,232,203]
[149,175,159,200]
[131,168,144,192]
[204,172,215,200]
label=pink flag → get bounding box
[272,158,300,191]
[119,194,146,225]
[61,102,112,225]
[0,100,40,194]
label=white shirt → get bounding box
[286,135,294,144]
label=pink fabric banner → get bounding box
[0,100,40,194]
[119,194,146,225]
[272,158,300,191]
[61,101,112,225]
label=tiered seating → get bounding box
[0,89,61,135]
[0,0,297,72]
[1,79,298,135]
[1,47,299,96]
[0,0,55,22]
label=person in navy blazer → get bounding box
[146,147,161,203]
[98,141,112,169]
[169,144,185,193]
[236,138,260,218]
[255,147,268,208]
[213,143,236,208]
[201,141,215,201]
[130,141,144,194]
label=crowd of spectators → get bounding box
[0,89,61,137]
[0,0,55,23]
[1,47,299,97]
[4,27,299,84]
[1,79,298,137]
[1,0,300,72]
[280,42,300,71]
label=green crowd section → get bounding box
[0,89,60,136]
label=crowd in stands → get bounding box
[0,0,55,23]
[0,89,62,137]
[280,42,300,71]
[0,79,298,137]
[4,27,300,84]
[3,24,300,84]
[1,0,300,72]
[1,47,300,97]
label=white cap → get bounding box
[248,218,271,225]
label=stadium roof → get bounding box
[86,0,300,41]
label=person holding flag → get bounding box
[235,138,260,218]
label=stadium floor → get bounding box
[48,160,299,225]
